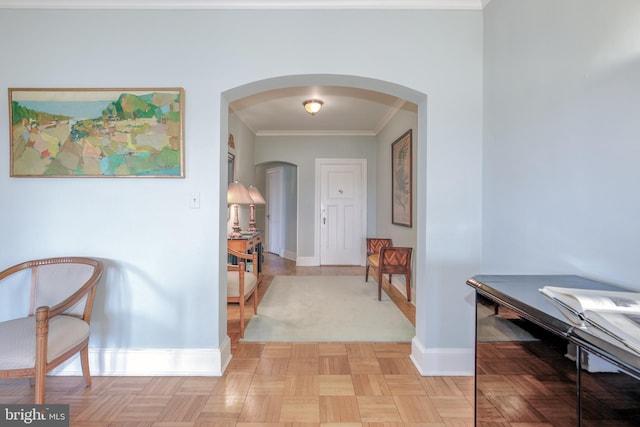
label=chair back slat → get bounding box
[379,247,413,274]
[366,238,393,256]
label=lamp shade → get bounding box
[247,185,266,205]
[227,181,253,205]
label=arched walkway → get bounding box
[220,73,428,362]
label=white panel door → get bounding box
[319,161,364,265]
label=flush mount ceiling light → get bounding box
[303,99,323,115]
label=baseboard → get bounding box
[50,343,230,376]
[283,250,297,261]
[296,256,318,266]
[410,337,474,376]
[220,335,233,374]
[388,275,410,302]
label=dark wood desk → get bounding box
[467,275,640,426]
[228,232,263,277]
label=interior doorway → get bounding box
[265,166,284,256]
[317,158,367,266]
[222,74,426,341]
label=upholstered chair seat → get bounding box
[227,270,258,299]
[367,253,380,269]
[0,315,89,370]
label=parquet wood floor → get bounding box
[0,253,474,426]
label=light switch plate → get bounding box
[190,192,200,209]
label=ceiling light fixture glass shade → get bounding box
[303,99,323,115]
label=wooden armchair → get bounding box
[0,257,104,404]
[365,238,413,302]
[227,248,260,338]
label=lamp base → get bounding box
[229,204,243,238]
[248,204,257,233]
[229,225,243,238]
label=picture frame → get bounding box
[228,152,235,184]
[391,129,412,227]
[9,87,185,177]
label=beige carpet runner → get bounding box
[241,275,415,342]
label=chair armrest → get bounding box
[228,248,254,261]
[228,249,258,277]
[0,260,33,282]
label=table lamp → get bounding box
[227,181,253,238]
[247,185,266,232]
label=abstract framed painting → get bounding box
[391,129,412,228]
[9,88,185,177]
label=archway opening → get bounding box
[221,74,427,344]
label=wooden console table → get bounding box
[228,232,263,277]
[467,275,640,426]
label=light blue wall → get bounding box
[376,108,418,250]
[0,8,483,373]
[483,0,640,289]
[376,107,419,299]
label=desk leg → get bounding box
[255,242,263,273]
[575,345,582,427]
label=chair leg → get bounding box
[365,265,370,282]
[81,345,92,387]
[406,272,411,302]
[239,298,245,338]
[253,288,258,314]
[377,269,383,301]
[35,375,46,404]
[35,308,47,404]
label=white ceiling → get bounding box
[230,86,417,136]
[0,0,491,10]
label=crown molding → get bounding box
[0,0,487,10]
[256,130,377,137]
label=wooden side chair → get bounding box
[227,248,260,338]
[365,238,413,302]
[0,256,104,404]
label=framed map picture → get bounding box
[9,88,184,177]
[391,129,412,227]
